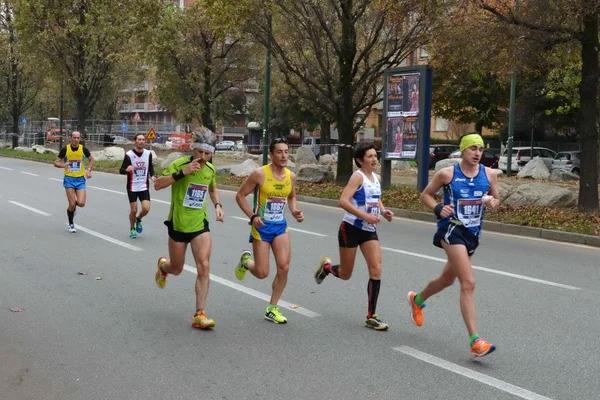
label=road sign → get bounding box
[163,125,170,132]
[121,121,127,133]
[133,112,142,122]
[21,117,27,125]
[146,127,158,141]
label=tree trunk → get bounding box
[475,120,483,135]
[202,63,214,131]
[577,12,599,212]
[76,92,87,138]
[336,117,354,184]
[319,114,331,155]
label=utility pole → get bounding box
[262,11,272,166]
[505,0,520,176]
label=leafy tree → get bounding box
[252,0,439,184]
[150,1,260,130]
[478,0,599,212]
[14,0,159,135]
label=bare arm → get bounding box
[235,169,263,219]
[420,167,454,218]
[208,184,224,222]
[376,174,394,222]
[288,172,303,222]
[54,157,66,169]
[154,159,201,191]
[485,167,501,209]
[338,173,369,220]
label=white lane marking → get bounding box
[394,346,554,400]
[9,201,51,216]
[182,264,321,318]
[20,171,39,176]
[0,166,13,170]
[88,185,125,195]
[74,225,143,251]
[49,178,62,182]
[231,215,328,237]
[381,247,581,291]
[153,198,170,204]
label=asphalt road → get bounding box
[1,156,599,400]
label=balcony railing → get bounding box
[119,103,164,112]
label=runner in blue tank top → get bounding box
[407,133,501,358]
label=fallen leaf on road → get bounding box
[95,277,103,280]
[10,308,25,312]
[76,272,87,275]
[289,304,299,309]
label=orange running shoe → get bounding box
[155,257,168,289]
[192,310,215,329]
[471,337,496,358]
[407,291,425,327]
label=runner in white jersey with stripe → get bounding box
[119,134,157,238]
[314,143,394,330]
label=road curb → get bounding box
[218,184,600,249]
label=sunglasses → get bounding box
[270,137,288,145]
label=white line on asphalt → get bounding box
[153,199,170,204]
[231,215,328,237]
[88,185,125,195]
[394,346,554,400]
[49,177,62,182]
[20,171,39,176]
[182,264,321,318]
[8,201,51,216]
[381,247,581,291]
[0,166,13,170]
[74,224,143,251]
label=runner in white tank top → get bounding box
[314,144,395,330]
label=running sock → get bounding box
[67,209,74,225]
[414,293,425,306]
[367,279,381,319]
[323,263,340,277]
[196,308,204,314]
[470,334,479,345]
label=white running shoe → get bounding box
[68,224,77,233]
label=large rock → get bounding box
[91,150,106,161]
[286,160,297,173]
[550,169,579,181]
[392,160,412,170]
[517,157,550,179]
[434,158,460,171]
[503,183,577,207]
[31,145,58,155]
[216,165,233,175]
[490,168,504,178]
[296,164,334,183]
[230,159,260,176]
[104,146,125,160]
[295,146,317,164]
[318,154,337,165]
[161,152,184,168]
[152,143,168,151]
[14,146,33,152]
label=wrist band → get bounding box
[249,214,259,225]
[171,170,185,181]
[433,204,444,219]
[214,203,222,209]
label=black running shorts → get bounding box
[338,221,378,248]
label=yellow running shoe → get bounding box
[155,257,168,289]
[235,250,252,281]
[265,305,287,324]
[365,313,389,331]
[314,257,331,284]
[191,310,215,329]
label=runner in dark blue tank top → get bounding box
[407,133,501,358]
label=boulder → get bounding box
[296,164,334,183]
[550,169,579,181]
[216,165,233,175]
[161,152,184,168]
[517,157,550,179]
[31,145,58,155]
[91,150,106,161]
[318,154,337,165]
[152,143,168,151]
[14,146,33,152]
[503,183,577,207]
[286,160,297,173]
[392,160,412,170]
[434,158,460,171]
[104,146,125,160]
[230,159,260,176]
[490,169,504,178]
[150,150,157,161]
[295,146,317,164]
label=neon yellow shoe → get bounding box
[191,310,215,329]
[155,257,168,289]
[265,305,287,324]
[235,250,252,281]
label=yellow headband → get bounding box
[460,134,484,152]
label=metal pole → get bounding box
[262,12,272,166]
[59,80,64,149]
[505,0,520,177]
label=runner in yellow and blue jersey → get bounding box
[234,138,304,324]
[407,133,501,358]
[53,131,94,233]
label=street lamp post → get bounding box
[505,0,520,177]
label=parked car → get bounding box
[429,144,459,169]
[111,135,132,145]
[448,149,499,168]
[216,140,236,151]
[551,150,580,175]
[498,147,556,172]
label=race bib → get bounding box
[366,201,380,214]
[456,199,483,228]
[263,197,287,222]
[68,160,81,173]
[133,168,146,182]
[183,183,208,209]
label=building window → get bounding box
[435,117,448,131]
[420,48,430,59]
